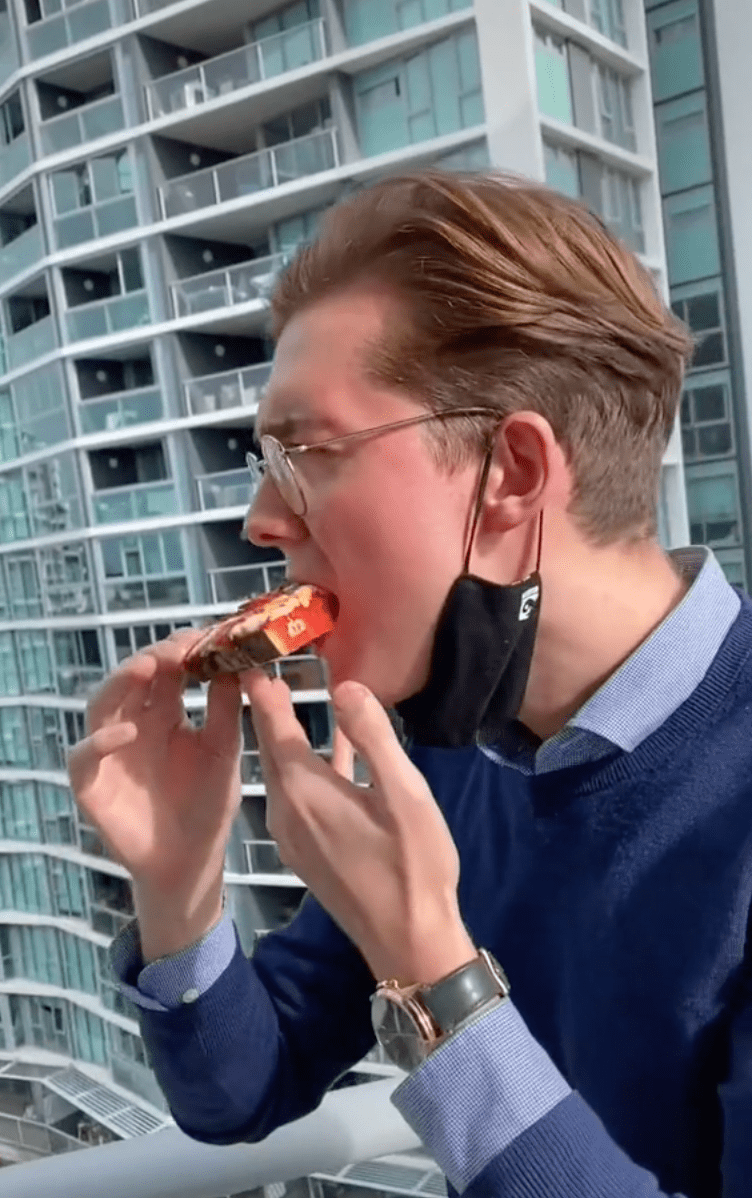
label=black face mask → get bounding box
[395,446,543,750]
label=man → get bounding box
[69,171,752,1198]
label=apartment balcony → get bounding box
[92,480,178,524]
[196,467,249,510]
[159,127,338,219]
[40,94,125,156]
[78,385,164,434]
[25,0,133,60]
[184,360,270,415]
[89,903,131,938]
[0,1076,422,1198]
[66,292,151,342]
[55,664,106,697]
[208,559,287,604]
[0,224,44,284]
[6,314,57,372]
[145,19,328,120]
[171,252,285,319]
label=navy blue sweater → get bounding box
[135,597,752,1198]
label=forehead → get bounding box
[254,289,397,441]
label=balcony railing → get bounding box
[56,663,106,696]
[92,481,177,524]
[66,292,150,342]
[145,19,327,119]
[160,127,338,219]
[184,361,271,415]
[208,560,287,605]
[78,386,164,433]
[0,224,43,282]
[89,903,131,938]
[25,0,133,60]
[242,746,330,786]
[171,252,287,319]
[0,1076,421,1198]
[196,468,250,510]
[41,94,124,155]
[0,135,30,192]
[0,1112,83,1160]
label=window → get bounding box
[648,1,703,102]
[534,30,573,124]
[16,629,54,691]
[543,142,579,198]
[655,93,711,194]
[671,283,726,368]
[0,472,31,541]
[663,186,720,285]
[10,364,71,458]
[3,554,42,617]
[41,542,95,615]
[343,0,471,46]
[53,629,104,696]
[113,620,192,663]
[686,467,741,547]
[354,29,484,158]
[589,0,627,47]
[597,65,635,150]
[0,781,39,839]
[0,631,20,696]
[0,92,24,146]
[101,530,189,610]
[680,370,733,462]
[51,151,136,249]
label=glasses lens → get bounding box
[262,436,306,515]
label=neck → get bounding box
[518,537,689,743]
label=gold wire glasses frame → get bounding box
[245,407,501,517]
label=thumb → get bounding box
[203,673,242,753]
[331,682,412,791]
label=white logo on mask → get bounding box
[519,585,540,621]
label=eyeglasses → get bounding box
[246,407,500,516]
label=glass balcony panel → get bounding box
[184,362,271,414]
[208,560,287,603]
[66,291,149,341]
[55,209,96,249]
[197,468,252,510]
[273,128,336,184]
[78,387,163,433]
[67,0,111,41]
[55,663,105,696]
[7,317,57,372]
[107,291,149,331]
[202,47,262,100]
[0,136,31,192]
[229,253,286,301]
[93,481,177,523]
[0,14,20,79]
[0,225,44,281]
[81,95,123,140]
[259,18,324,77]
[27,18,68,58]
[240,751,264,785]
[95,194,137,236]
[42,112,81,154]
[66,305,107,341]
[215,150,275,203]
[147,68,203,119]
[276,654,327,691]
[172,270,231,318]
[161,171,218,219]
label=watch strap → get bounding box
[420,949,509,1035]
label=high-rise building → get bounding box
[644,0,752,591]
[0,0,689,1159]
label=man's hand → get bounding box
[245,669,476,985]
[68,633,243,960]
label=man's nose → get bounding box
[243,474,307,548]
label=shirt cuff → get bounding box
[391,999,571,1194]
[109,912,238,1012]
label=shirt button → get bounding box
[181,988,199,1004]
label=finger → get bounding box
[203,673,242,756]
[68,723,138,804]
[331,682,419,795]
[331,725,354,782]
[86,655,156,734]
[244,671,312,780]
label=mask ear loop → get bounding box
[462,435,544,579]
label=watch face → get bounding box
[371,994,426,1072]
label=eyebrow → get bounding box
[252,411,342,445]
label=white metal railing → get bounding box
[145,19,327,119]
[171,252,288,319]
[208,560,287,605]
[196,468,250,510]
[184,361,271,415]
[159,127,338,219]
[0,1077,420,1198]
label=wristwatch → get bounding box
[371,948,510,1072]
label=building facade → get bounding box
[0,0,688,1147]
[644,0,752,591]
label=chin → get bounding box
[318,636,425,709]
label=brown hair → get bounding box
[270,170,694,546]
